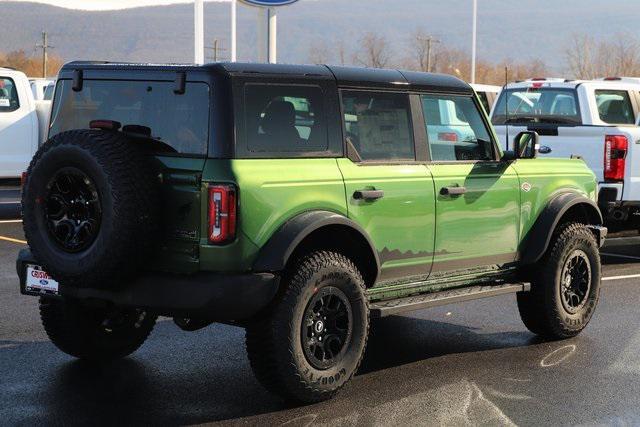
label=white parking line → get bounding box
[601,252,640,261]
[0,219,21,224]
[603,274,640,282]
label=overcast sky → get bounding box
[7,0,229,10]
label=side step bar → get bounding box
[370,282,531,318]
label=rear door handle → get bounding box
[353,189,384,201]
[440,186,466,196]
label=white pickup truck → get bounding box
[0,68,52,180]
[490,78,640,229]
[471,83,501,115]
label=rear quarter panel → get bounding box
[199,158,347,272]
[510,158,597,246]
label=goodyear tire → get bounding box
[40,297,157,361]
[245,251,369,403]
[22,130,158,289]
[517,222,601,339]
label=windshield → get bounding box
[49,79,210,155]
[492,87,581,125]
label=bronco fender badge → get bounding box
[521,182,532,192]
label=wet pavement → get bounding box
[1,218,640,426]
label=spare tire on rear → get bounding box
[22,129,159,289]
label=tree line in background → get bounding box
[0,50,64,78]
[2,31,639,83]
[309,30,640,84]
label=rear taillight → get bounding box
[438,132,458,142]
[604,135,628,181]
[20,171,27,188]
[208,184,237,244]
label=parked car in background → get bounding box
[471,83,501,114]
[491,77,640,230]
[0,68,52,179]
[29,78,55,101]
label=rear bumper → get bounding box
[17,249,279,321]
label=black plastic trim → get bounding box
[520,193,604,264]
[17,249,279,321]
[252,210,381,281]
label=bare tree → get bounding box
[307,41,330,64]
[565,34,598,79]
[353,32,391,68]
[564,33,640,79]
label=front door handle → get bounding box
[353,189,384,201]
[440,186,466,196]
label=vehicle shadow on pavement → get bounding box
[361,315,545,375]
[0,312,552,425]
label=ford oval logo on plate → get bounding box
[239,0,299,6]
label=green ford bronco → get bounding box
[18,62,606,403]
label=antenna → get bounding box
[504,66,510,151]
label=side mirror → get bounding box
[513,131,539,159]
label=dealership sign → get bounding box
[238,0,300,6]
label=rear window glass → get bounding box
[341,91,415,161]
[0,77,20,112]
[595,90,635,124]
[49,79,210,155]
[492,87,581,125]
[243,84,328,154]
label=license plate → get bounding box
[24,264,59,296]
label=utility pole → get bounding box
[205,38,227,62]
[417,35,440,72]
[35,31,53,78]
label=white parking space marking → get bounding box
[0,219,22,224]
[603,274,640,282]
[601,252,640,261]
[0,236,26,245]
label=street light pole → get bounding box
[471,0,477,83]
[268,7,277,63]
[194,0,204,64]
[230,0,237,61]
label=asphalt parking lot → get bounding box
[2,199,640,425]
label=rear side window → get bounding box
[341,91,415,161]
[595,90,635,124]
[243,84,328,154]
[49,79,210,155]
[0,77,20,112]
[422,94,494,162]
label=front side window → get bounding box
[492,88,581,125]
[341,91,415,161]
[0,77,20,112]
[243,84,328,154]
[595,90,634,124]
[49,79,210,155]
[422,94,494,161]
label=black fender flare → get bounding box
[520,192,603,265]
[252,210,381,280]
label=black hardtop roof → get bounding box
[61,61,473,93]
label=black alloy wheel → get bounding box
[44,167,101,253]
